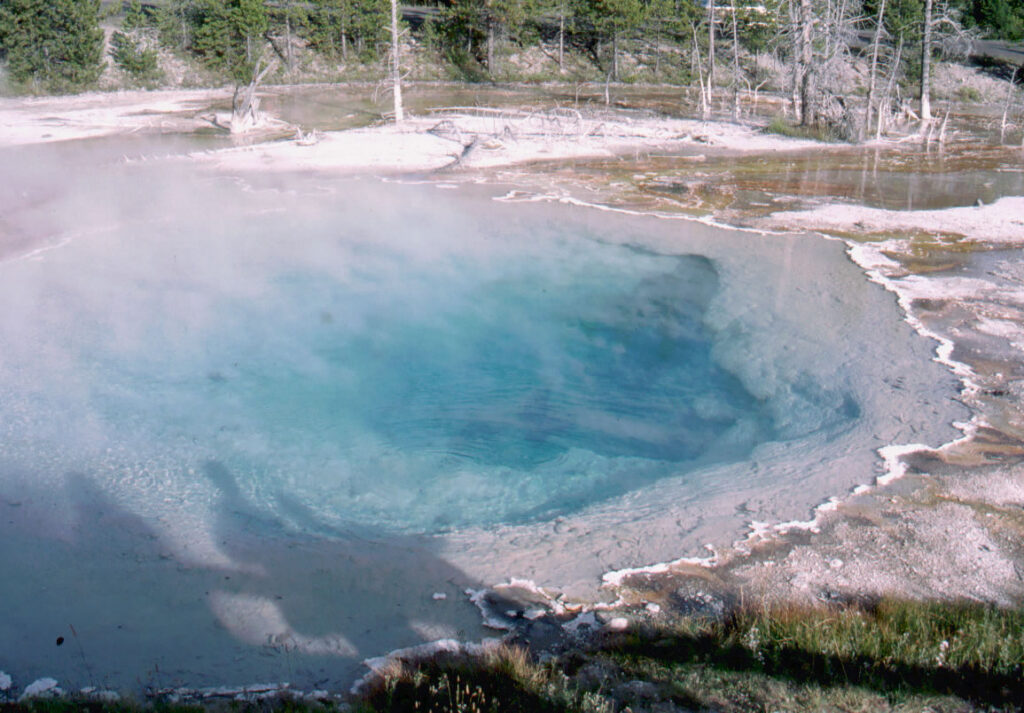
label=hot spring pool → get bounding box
[0,158,964,691]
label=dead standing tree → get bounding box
[876,35,903,138]
[799,0,814,126]
[729,3,745,121]
[707,0,717,89]
[691,19,711,119]
[786,0,802,120]
[757,0,863,135]
[231,50,278,133]
[863,0,888,139]
[390,0,404,122]
[920,0,976,131]
[817,0,859,136]
[920,0,934,121]
[1001,66,1022,144]
[791,0,859,135]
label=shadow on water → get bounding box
[0,465,485,693]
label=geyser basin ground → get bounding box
[0,156,963,692]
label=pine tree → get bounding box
[235,0,270,66]
[190,0,270,82]
[971,0,1024,39]
[123,0,148,32]
[570,0,645,81]
[308,0,388,61]
[111,0,161,86]
[482,0,536,73]
[0,0,104,93]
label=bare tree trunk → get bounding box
[285,11,293,74]
[1001,67,1021,143]
[863,0,887,140]
[731,5,741,121]
[655,19,662,79]
[692,21,709,119]
[920,0,933,121]
[707,0,716,87]
[390,0,404,123]
[824,0,833,59]
[341,3,348,60]
[877,37,903,139]
[612,32,619,82]
[789,0,801,120]
[558,10,565,72]
[487,17,495,73]
[799,0,814,126]
[690,31,699,79]
[604,60,613,105]
[231,55,276,134]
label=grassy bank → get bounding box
[14,598,1022,712]
[4,598,1022,713]
[357,599,1024,713]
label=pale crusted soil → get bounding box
[0,86,820,164]
[0,87,226,145]
[610,184,1024,618]
[609,456,1024,620]
[196,110,821,174]
[754,196,1024,245]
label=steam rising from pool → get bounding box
[0,152,964,691]
[0,180,857,534]
[0,184,789,532]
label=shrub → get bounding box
[955,85,983,103]
[763,116,842,142]
[110,31,162,85]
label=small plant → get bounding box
[763,116,845,142]
[956,85,983,103]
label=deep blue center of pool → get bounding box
[2,209,789,533]
[275,253,760,468]
[123,233,777,531]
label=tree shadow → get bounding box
[0,466,486,694]
[970,53,1024,83]
[611,615,1024,709]
[197,459,488,674]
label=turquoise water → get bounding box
[22,206,777,534]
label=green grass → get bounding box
[762,115,847,143]
[606,599,1024,711]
